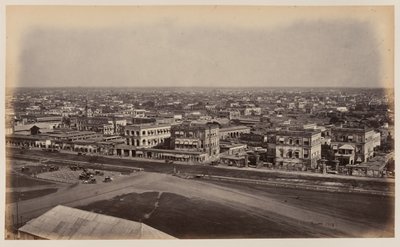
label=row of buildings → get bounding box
[6,117,383,174]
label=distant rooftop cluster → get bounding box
[5,87,394,176]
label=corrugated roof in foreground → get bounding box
[18,205,176,240]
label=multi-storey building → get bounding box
[114,122,219,163]
[217,110,240,120]
[122,109,146,118]
[275,129,322,170]
[47,130,103,141]
[264,130,277,164]
[241,107,262,116]
[113,118,127,135]
[133,109,146,118]
[171,122,220,159]
[75,116,114,135]
[219,125,251,140]
[330,127,380,165]
[124,123,171,148]
[6,130,104,150]
[239,132,268,147]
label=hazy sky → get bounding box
[7,6,394,88]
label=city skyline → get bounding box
[5,83,395,239]
[6,85,395,89]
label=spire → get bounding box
[85,98,88,117]
[112,115,117,134]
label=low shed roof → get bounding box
[18,205,175,240]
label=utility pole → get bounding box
[15,172,19,229]
[208,124,212,157]
[112,115,117,135]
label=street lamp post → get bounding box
[333,159,340,173]
[320,158,327,174]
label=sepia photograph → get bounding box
[2,2,397,243]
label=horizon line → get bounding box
[6,86,393,89]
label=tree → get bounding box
[329,116,340,125]
[321,144,335,166]
[62,116,71,127]
[142,101,155,108]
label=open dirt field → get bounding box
[6,171,394,238]
[79,191,319,238]
[206,180,394,233]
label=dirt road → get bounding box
[6,172,392,237]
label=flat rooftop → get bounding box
[276,129,321,137]
[115,144,205,155]
[332,127,374,133]
[220,125,251,132]
[125,123,171,129]
[47,131,99,137]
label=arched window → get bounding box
[288,150,293,158]
[279,149,284,157]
